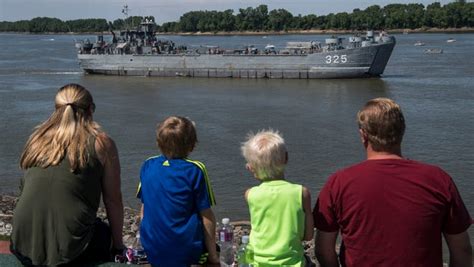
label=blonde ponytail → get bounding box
[20,84,101,171]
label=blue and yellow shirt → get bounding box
[136,155,216,267]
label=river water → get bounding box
[0,33,472,243]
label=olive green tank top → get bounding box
[11,137,104,265]
[247,180,305,267]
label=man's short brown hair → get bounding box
[156,116,197,158]
[357,98,405,152]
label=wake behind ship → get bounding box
[76,19,396,79]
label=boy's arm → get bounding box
[200,208,219,264]
[244,188,251,201]
[302,186,314,241]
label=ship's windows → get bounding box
[130,59,133,61]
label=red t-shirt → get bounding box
[313,159,471,267]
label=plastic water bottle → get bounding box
[129,232,146,264]
[237,235,253,267]
[133,232,144,253]
[218,218,234,266]
[218,218,234,244]
[0,221,5,235]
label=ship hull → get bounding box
[78,40,395,79]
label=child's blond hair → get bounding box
[241,129,287,180]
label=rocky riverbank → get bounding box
[0,195,317,264]
[0,195,454,266]
[0,195,147,247]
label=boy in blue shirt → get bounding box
[136,116,218,266]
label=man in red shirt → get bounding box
[313,98,472,267]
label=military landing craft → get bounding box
[76,18,396,79]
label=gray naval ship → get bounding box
[76,19,396,79]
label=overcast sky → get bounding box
[0,0,456,24]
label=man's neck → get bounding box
[366,145,403,160]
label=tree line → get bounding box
[0,16,154,33]
[0,2,472,33]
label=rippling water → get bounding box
[0,33,472,250]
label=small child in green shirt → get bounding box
[241,130,314,266]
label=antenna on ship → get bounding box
[122,4,131,29]
[122,4,129,18]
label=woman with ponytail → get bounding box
[11,84,124,265]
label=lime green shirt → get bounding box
[247,180,305,267]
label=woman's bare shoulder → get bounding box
[95,132,118,165]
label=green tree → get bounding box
[405,3,425,29]
[267,9,293,31]
[125,16,143,28]
[333,12,351,29]
[218,9,236,31]
[160,22,180,32]
[297,14,318,30]
[10,20,30,32]
[112,19,125,30]
[2,2,474,34]
[236,5,268,31]
[179,11,201,32]
[444,2,467,27]
[465,2,474,27]
[364,5,384,29]
[236,7,251,30]
[383,4,408,28]
[29,17,67,32]
[424,2,446,27]
[350,8,366,29]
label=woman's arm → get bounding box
[96,133,124,249]
[302,186,314,241]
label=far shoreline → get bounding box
[1,27,473,36]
